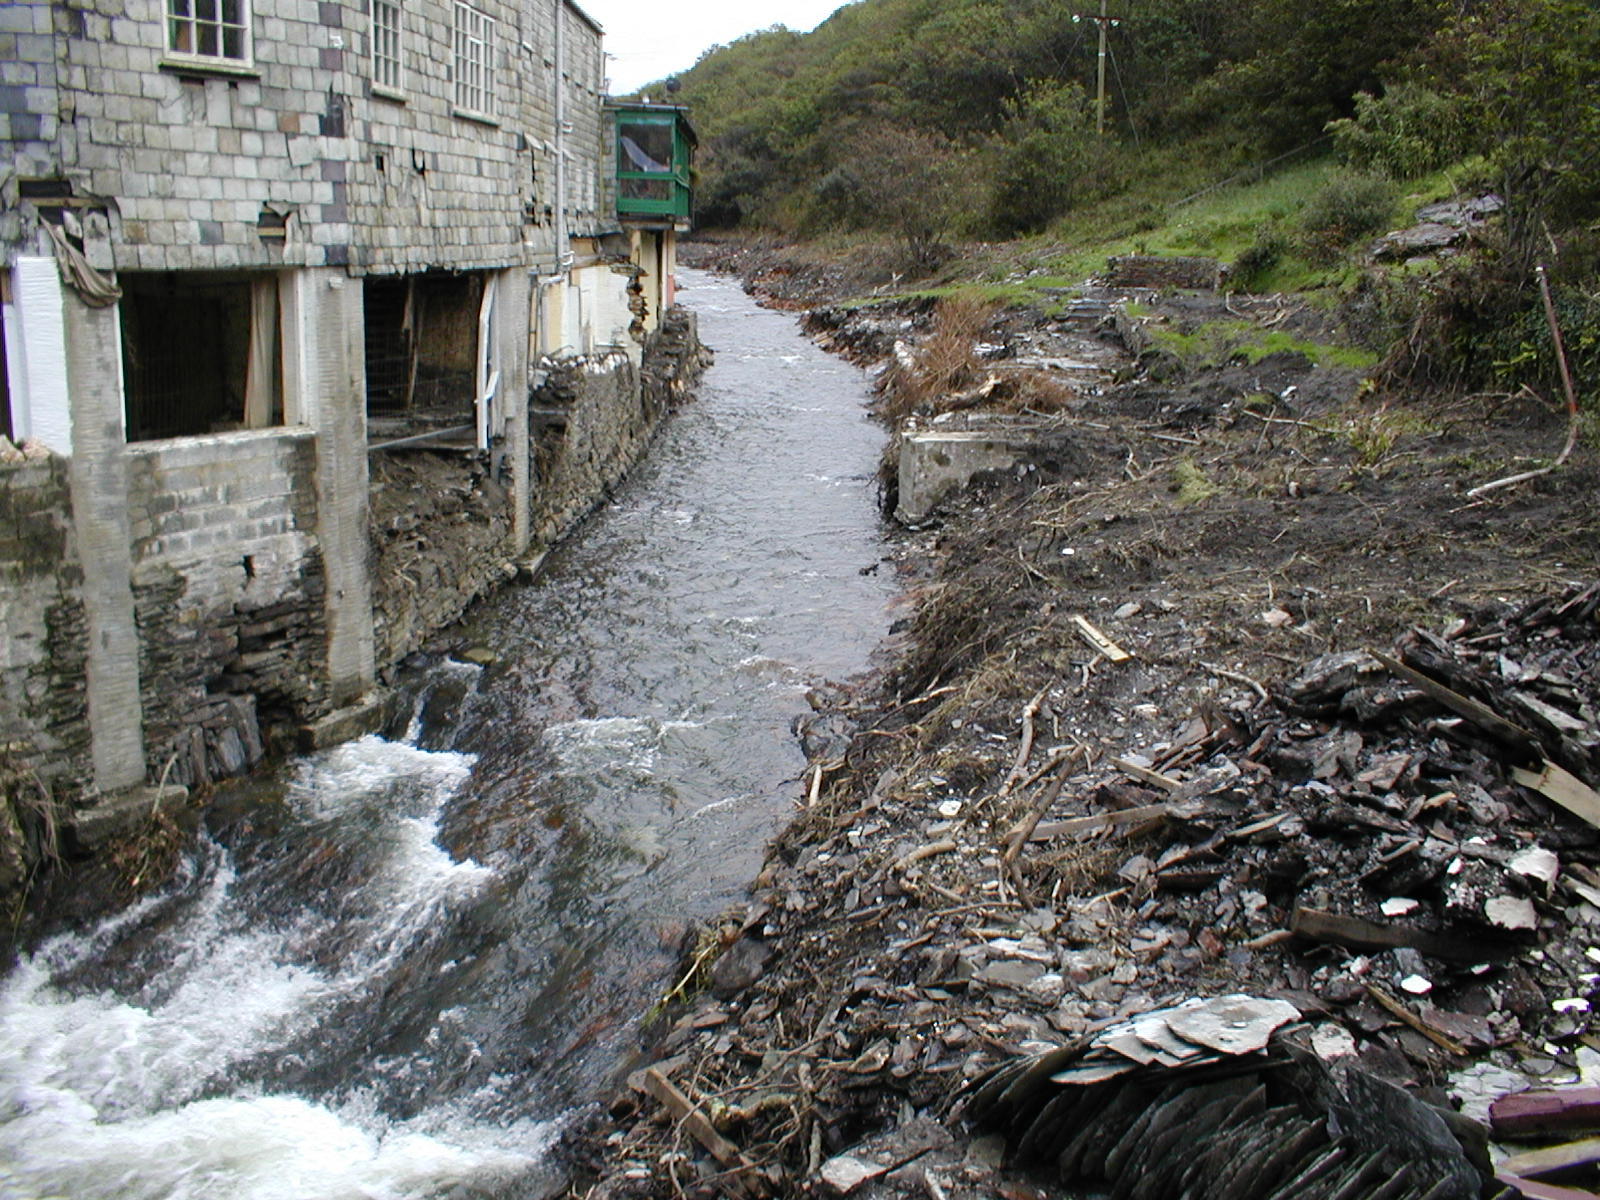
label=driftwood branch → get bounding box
[1467,263,1582,499]
[997,683,1052,798]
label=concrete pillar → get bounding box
[501,267,532,554]
[60,283,146,791]
[281,268,374,707]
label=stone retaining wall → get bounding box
[368,453,513,672]
[0,451,91,790]
[126,430,328,788]
[533,307,711,544]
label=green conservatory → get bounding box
[611,103,696,229]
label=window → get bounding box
[121,272,282,442]
[371,0,402,91]
[166,0,250,64]
[452,2,493,117]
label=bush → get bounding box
[1229,225,1292,291]
[1298,170,1397,259]
[987,81,1098,235]
[1326,85,1470,178]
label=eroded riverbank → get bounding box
[574,244,1600,1200]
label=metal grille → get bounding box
[121,276,255,442]
[364,277,412,415]
[168,0,249,61]
[452,2,493,116]
[371,0,401,90]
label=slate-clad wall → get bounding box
[0,0,62,248]
[30,0,608,274]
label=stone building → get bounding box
[0,0,704,885]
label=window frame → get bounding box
[163,0,254,71]
[452,2,495,121]
[370,0,404,96]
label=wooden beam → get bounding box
[1073,615,1132,663]
[1372,650,1538,751]
[637,1067,752,1195]
[1289,905,1517,964]
[1031,803,1171,841]
[1499,1136,1600,1179]
[1110,757,1182,793]
[1513,760,1600,831]
[1491,1087,1600,1139]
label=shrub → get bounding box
[987,81,1098,235]
[1326,85,1470,178]
[1298,170,1397,259]
[1229,225,1292,292]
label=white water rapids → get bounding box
[0,270,894,1198]
[1,737,555,1200]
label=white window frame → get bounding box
[371,0,403,94]
[452,2,495,120]
[164,0,253,68]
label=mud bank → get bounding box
[571,244,1600,1200]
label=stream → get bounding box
[0,270,895,1200]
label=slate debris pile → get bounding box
[963,995,1493,1200]
[576,580,1600,1200]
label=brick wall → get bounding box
[125,428,329,787]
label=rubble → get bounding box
[570,256,1600,1200]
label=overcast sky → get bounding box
[581,1,852,94]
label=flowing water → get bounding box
[0,271,895,1200]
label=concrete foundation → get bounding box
[896,420,1086,525]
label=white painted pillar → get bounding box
[500,266,532,553]
[58,277,147,791]
[281,267,375,706]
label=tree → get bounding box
[813,121,981,271]
[1417,0,1600,264]
[988,80,1099,235]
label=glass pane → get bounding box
[196,0,217,22]
[198,23,218,55]
[170,17,191,51]
[223,26,242,57]
[170,0,192,17]
[221,0,240,24]
[619,123,673,173]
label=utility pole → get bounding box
[1073,2,1122,135]
[1096,0,1109,136]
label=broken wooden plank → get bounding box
[1491,1086,1600,1139]
[1372,650,1539,752]
[1499,1135,1600,1179]
[1495,1172,1600,1200]
[1030,803,1170,841]
[1362,983,1467,1056]
[1513,760,1600,831]
[1073,615,1132,664]
[1289,905,1517,964]
[1110,757,1182,794]
[637,1067,752,1195]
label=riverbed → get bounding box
[0,270,894,1200]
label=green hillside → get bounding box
[643,0,1599,396]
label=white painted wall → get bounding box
[5,258,75,454]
